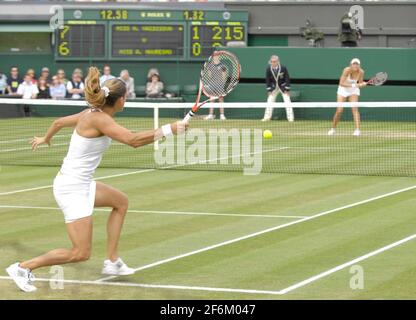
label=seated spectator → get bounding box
[7,66,21,95]
[119,69,135,99]
[26,69,37,85]
[67,70,85,99]
[100,64,115,85]
[40,67,51,85]
[37,77,51,99]
[49,76,67,100]
[0,71,7,95]
[17,74,39,99]
[72,68,83,79]
[56,69,68,86]
[146,72,164,98]
[147,68,159,79]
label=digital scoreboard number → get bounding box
[55,9,248,60]
[189,23,246,59]
[57,24,105,58]
[111,24,185,59]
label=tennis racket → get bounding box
[182,50,241,123]
[366,72,388,86]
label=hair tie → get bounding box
[101,86,110,97]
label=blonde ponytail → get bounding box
[85,66,106,108]
[85,66,127,109]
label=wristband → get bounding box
[161,124,173,137]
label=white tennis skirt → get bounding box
[53,173,96,223]
[337,86,360,98]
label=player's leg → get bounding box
[263,89,278,121]
[7,216,92,292]
[349,95,361,136]
[204,98,216,120]
[218,96,226,120]
[94,181,134,275]
[19,216,93,271]
[328,95,346,135]
[282,92,294,122]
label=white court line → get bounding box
[0,143,68,153]
[0,205,306,219]
[96,184,416,282]
[0,134,70,145]
[0,276,279,295]
[277,232,416,295]
[0,146,288,196]
[0,168,155,196]
[2,233,415,296]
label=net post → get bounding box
[154,105,159,151]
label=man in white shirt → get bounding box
[17,74,38,99]
[99,65,115,85]
[67,71,85,99]
[119,70,135,99]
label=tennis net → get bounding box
[1,99,416,177]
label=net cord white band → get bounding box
[0,99,415,109]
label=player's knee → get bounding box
[70,248,91,262]
[116,193,129,213]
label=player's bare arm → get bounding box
[92,111,186,148]
[31,110,88,150]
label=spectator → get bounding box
[119,69,135,99]
[100,64,115,85]
[26,69,37,85]
[49,75,67,100]
[147,68,160,79]
[66,70,85,99]
[56,69,68,86]
[40,67,51,85]
[0,71,7,95]
[37,77,51,99]
[17,74,39,99]
[146,72,164,98]
[72,68,83,79]
[6,66,21,95]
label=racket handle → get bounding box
[182,110,194,123]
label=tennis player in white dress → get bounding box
[6,67,186,292]
[328,58,367,136]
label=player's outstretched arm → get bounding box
[94,112,187,148]
[31,110,88,151]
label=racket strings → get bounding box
[201,52,240,98]
[369,72,388,86]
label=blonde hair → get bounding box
[84,66,126,109]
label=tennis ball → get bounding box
[263,130,273,139]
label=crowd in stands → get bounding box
[0,65,165,100]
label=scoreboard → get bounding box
[56,9,248,61]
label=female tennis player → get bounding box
[6,67,186,292]
[328,58,367,136]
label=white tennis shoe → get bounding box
[102,258,135,276]
[327,128,336,136]
[204,114,215,120]
[6,262,37,292]
[220,114,227,120]
[353,129,361,136]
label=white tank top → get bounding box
[347,74,358,84]
[60,111,111,182]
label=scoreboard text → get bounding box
[55,9,248,60]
